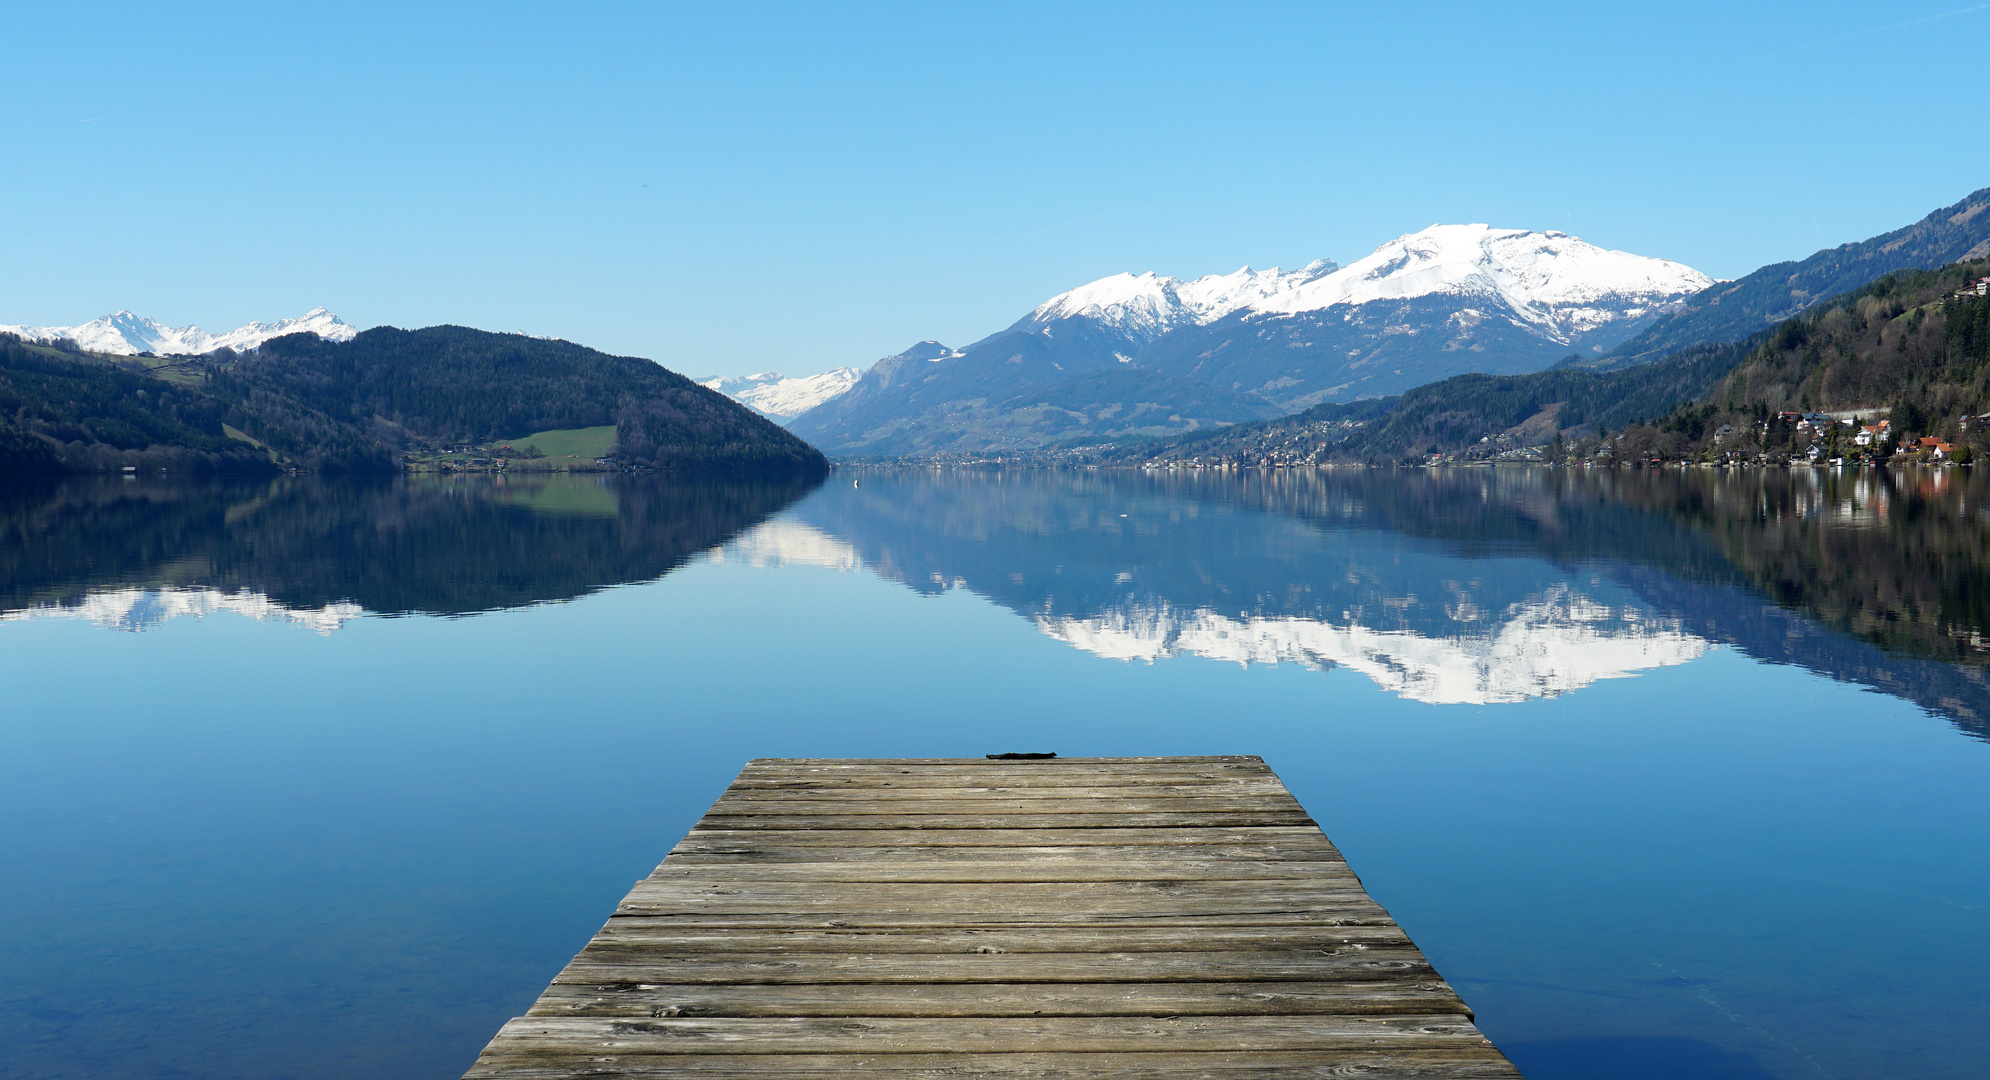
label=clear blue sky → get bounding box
[5,1,1988,377]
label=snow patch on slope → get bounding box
[700,368,863,420]
[0,307,358,355]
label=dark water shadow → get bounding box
[0,471,823,621]
[1501,1036,1778,1080]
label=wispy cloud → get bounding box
[1773,3,1990,55]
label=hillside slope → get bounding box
[1097,340,1753,466]
[1592,186,1990,367]
[0,327,829,478]
[786,336,1278,456]
[1610,260,1990,463]
[791,226,1710,455]
[250,326,826,475]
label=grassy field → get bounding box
[504,425,616,463]
[402,425,618,472]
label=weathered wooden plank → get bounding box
[580,924,1414,953]
[642,863,1353,884]
[660,843,1345,865]
[528,980,1474,1018]
[480,1014,1497,1054]
[722,777,1294,791]
[592,910,1405,930]
[723,778,1294,793]
[462,757,1513,1079]
[612,891,1393,918]
[708,798,1307,817]
[734,766,1278,779]
[744,756,1268,766]
[691,813,1318,830]
[554,947,1436,984]
[727,773,1280,787]
[465,1049,1523,1078]
[672,827,1334,850]
[620,879,1376,905]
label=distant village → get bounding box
[1410,408,1982,470]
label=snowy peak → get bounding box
[1018,226,1711,349]
[209,307,358,352]
[0,307,358,355]
[1019,260,1341,342]
[1259,224,1714,343]
[700,367,864,420]
[702,343,961,421]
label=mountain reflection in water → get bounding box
[0,473,820,630]
[722,491,1707,706]
[722,467,1990,732]
[9,466,1990,734]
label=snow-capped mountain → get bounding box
[1262,225,1709,339]
[700,367,864,420]
[0,307,357,355]
[1018,226,1707,350]
[1020,260,1339,344]
[791,224,1715,456]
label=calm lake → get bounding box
[3,467,1987,1080]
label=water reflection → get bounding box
[0,473,820,629]
[1,587,366,634]
[11,465,1990,733]
[1033,591,1705,705]
[726,467,1990,731]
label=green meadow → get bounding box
[502,425,617,468]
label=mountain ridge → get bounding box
[1585,186,1990,368]
[0,307,358,356]
[783,225,1711,455]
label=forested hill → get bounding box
[1088,340,1754,466]
[0,326,829,478]
[1590,186,1990,368]
[0,335,291,475]
[1611,259,1990,463]
[249,327,827,476]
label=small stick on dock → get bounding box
[464,755,1521,1078]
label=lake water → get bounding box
[3,467,1987,1080]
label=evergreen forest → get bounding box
[0,327,828,478]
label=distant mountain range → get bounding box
[1117,186,1990,467]
[699,367,864,419]
[0,307,357,355]
[675,185,1990,461]
[769,224,1712,456]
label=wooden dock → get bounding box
[463,756,1520,1078]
